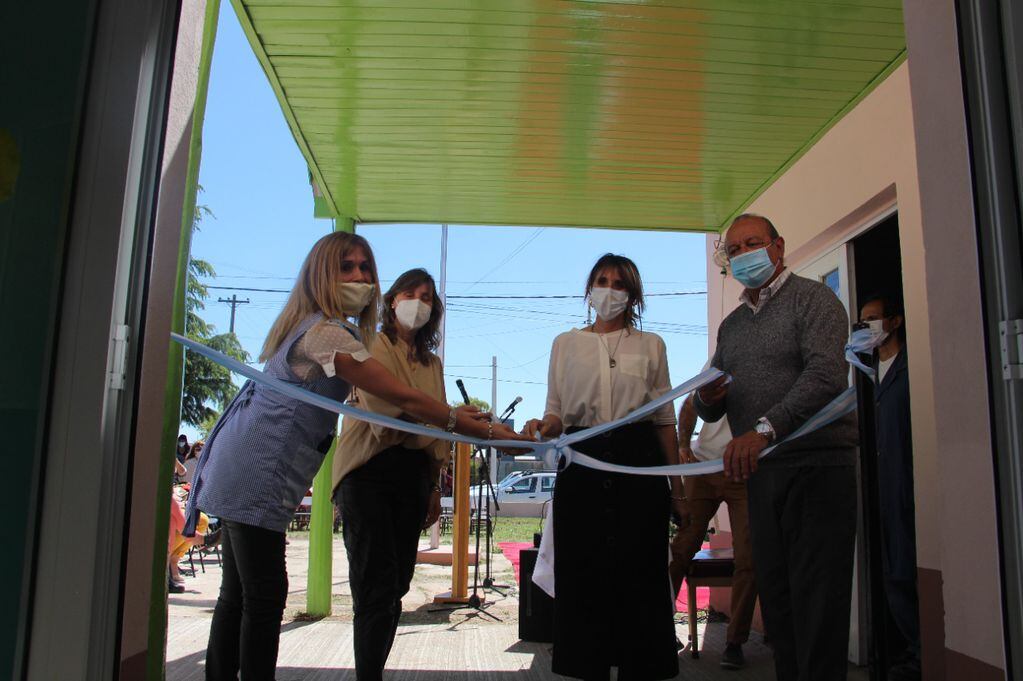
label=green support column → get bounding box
[306,215,354,615]
[149,2,222,678]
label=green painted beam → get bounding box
[305,215,354,616]
[237,0,906,230]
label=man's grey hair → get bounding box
[730,213,779,240]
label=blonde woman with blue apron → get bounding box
[185,232,524,680]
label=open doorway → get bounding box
[794,211,912,679]
[850,213,916,681]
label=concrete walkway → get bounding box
[166,534,869,680]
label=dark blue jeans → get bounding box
[205,520,288,680]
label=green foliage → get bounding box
[181,194,249,427]
[450,397,490,412]
[198,411,220,439]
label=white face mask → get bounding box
[394,298,432,332]
[336,282,376,317]
[589,286,630,321]
[845,319,890,379]
[864,319,889,344]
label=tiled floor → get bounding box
[166,535,869,680]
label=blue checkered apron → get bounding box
[184,314,357,534]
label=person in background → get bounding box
[181,440,203,485]
[669,385,756,670]
[332,268,451,681]
[696,214,858,681]
[859,293,920,681]
[176,434,189,463]
[522,253,683,681]
[185,233,525,681]
[168,474,209,593]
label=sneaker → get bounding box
[168,580,185,594]
[720,643,745,670]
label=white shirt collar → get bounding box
[739,267,791,314]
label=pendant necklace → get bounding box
[597,327,626,369]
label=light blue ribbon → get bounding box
[172,334,857,477]
[563,386,857,476]
[172,333,546,452]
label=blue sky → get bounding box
[186,2,711,436]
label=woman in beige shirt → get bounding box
[331,268,453,680]
[523,253,684,681]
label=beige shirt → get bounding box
[543,327,676,428]
[332,333,451,489]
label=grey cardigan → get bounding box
[697,274,858,467]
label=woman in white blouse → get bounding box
[523,253,684,681]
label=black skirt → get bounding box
[552,422,678,681]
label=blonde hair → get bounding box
[260,232,380,362]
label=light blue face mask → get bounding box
[729,244,777,289]
[845,321,888,380]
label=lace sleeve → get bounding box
[294,321,370,379]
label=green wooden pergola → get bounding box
[168,0,907,624]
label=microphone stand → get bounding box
[431,399,507,621]
[481,405,516,593]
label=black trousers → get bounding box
[335,446,430,681]
[747,464,858,681]
[206,520,288,681]
[552,423,678,681]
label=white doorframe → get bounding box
[795,243,868,665]
[26,0,179,678]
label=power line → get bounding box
[451,290,706,299]
[453,374,547,386]
[203,284,707,300]
[462,227,546,293]
[207,285,290,293]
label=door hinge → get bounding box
[108,324,130,390]
[1000,319,1023,380]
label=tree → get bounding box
[198,409,220,439]
[181,195,250,428]
[450,397,491,412]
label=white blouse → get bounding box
[543,327,676,429]
[287,319,371,383]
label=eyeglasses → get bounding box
[723,237,774,259]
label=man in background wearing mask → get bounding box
[670,386,756,670]
[695,214,858,681]
[858,293,919,681]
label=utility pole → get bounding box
[217,294,250,333]
[430,224,449,550]
[438,224,448,362]
[491,355,498,484]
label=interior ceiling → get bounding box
[234,0,906,232]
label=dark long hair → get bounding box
[585,253,645,329]
[380,268,444,365]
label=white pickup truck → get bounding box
[440,470,557,518]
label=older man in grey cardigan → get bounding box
[696,214,858,681]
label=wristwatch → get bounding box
[755,417,776,443]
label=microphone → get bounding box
[455,378,471,406]
[499,396,523,421]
